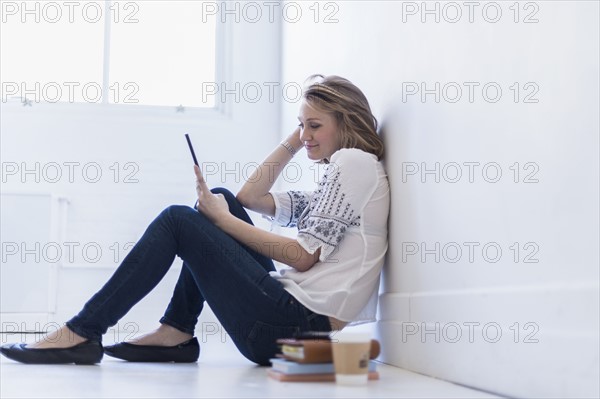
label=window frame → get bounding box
[1,1,231,122]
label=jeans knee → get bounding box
[211,187,235,200]
[162,205,195,220]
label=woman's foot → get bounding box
[27,326,88,349]
[0,325,103,364]
[104,325,199,362]
[127,324,193,347]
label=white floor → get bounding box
[1,333,500,399]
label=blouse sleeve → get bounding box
[296,149,379,262]
[268,190,312,227]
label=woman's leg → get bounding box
[64,207,191,343]
[141,204,330,365]
[158,188,275,338]
[66,188,274,345]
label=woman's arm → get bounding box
[236,127,303,217]
[194,164,321,271]
[216,215,321,272]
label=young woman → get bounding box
[0,75,390,366]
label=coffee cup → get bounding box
[331,331,371,385]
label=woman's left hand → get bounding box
[194,165,230,225]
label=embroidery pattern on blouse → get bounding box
[285,191,310,227]
[297,165,361,251]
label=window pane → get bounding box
[0,1,105,104]
[109,1,216,107]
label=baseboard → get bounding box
[376,282,600,398]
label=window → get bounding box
[0,0,217,107]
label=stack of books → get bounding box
[267,336,381,382]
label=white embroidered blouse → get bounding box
[268,148,390,324]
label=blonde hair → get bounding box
[303,74,384,160]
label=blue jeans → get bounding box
[66,188,331,365]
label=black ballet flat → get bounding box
[104,337,200,363]
[0,341,103,365]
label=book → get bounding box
[270,358,377,375]
[267,369,380,382]
[276,338,381,364]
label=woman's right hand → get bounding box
[287,126,303,152]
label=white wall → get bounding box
[1,14,281,343]
[280,1,599,397]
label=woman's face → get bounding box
[298,100,342,161]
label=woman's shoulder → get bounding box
[325,149,382,190]
[329,148,379,168]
